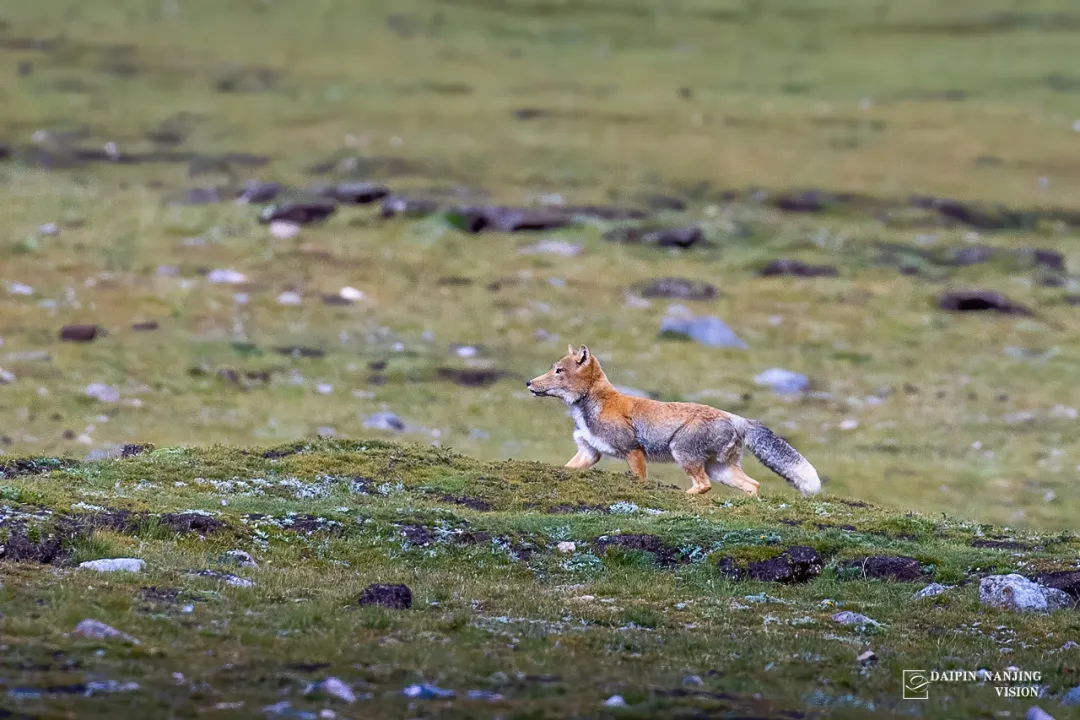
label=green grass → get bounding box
[1,440,1079,718]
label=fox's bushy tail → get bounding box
[743,420,821,496]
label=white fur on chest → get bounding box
[569,405,620,456]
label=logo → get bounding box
[903,670,930,700]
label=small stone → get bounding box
[189,570,255,587]
[465,689,504,701]
[557,541,577,554]
[220,549,258,568]
[60,324,101,342]
[338,286,365,302]
[1061,685,1080,706]
[259,199,336,225]
[604,695,628,708]
[979,574,1072,612]
[305,677,356,703]
[682,675,704,687]
[518,240,584,256]
[914,583,949,599]
[207,269,248,285]
[277,291,302,306]
[85,383,121,403]
[660,312,747,349]
[358,583,412,609]
[8,282,34,296]
[0,368,14,384]
[269,221,301,239]
[72,619,140,644]
[363,412,406,433]
[839,419,859,431]
[402,683,455,699]
[1025,707,1056,720]
[831,611,882,628]
[857,650,877,664]
[315,181,390,204]
[80,558,144,573]
[754,368,810,394]
[318,426,338,438]
[632,277,717,301]
[38,223,60,236]
[236,180,282,204]
[939,290,1032,316]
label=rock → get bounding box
[842,556,924,582]
[682,675,704,687]
[746,546,823,584]
[79,558,144,573]
[277,291,302,306]
[0,368,14,384]
[978,574,1072,612]
[72,619,140,644]
[759,258,838,277]
[268,220,301,239]
[305,677,356,703]
[436,367,512,387]
[220,549,258,568]
[38,222,60,236]
[606,225,703,248]
[1033,570,1080,600]
[857,650,877,665]
[236,180,282,204]
[358,583,412,609]
[8,282,34,296]
[258,199,336,225]
[207,269,248,285]
[595,534,683,567]
[660,312,747,349]
[831,611,882,628]
[561,205,650,221]
[132,320,159,332]
[913,583,949,599]
[403,683,455,699]
[60,324,101,342]
[631,277,717,300]
[176,187,222,205]
[754,368,810,395]
[363,412,406,432]
[465,689,504,701]
[337,287,366,303]
[518,239,584,256]
[604,695,628,708]
[938,290,1033,316]
[314,181,390,204]
[447,206,573,233]
[380,195,439,218]
[1062,686,1080,706]
[262,701,317,719]
[85,383,121,403]
[189,570,255,587]
[1026,706,1057,720]
[557,541,577,554]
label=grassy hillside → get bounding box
[1,440,1078,718]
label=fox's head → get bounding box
[526,345,604,403]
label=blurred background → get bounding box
[1,0,1078,528]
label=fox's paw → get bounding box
[685,484,711,496]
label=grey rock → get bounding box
[79,558,144,573]
[978,574,1072,612]
[305,677,356,703]
[831,611,882,628]
[913,583,950,599]
[403,683,455,699]
[363,411,406,433]
[1026,707,1057,720]
[754,368,810,394]
[85,383,120,403]
[220,549,258,568]
[189,570,255,587]
[660,312,747,349]
[72,619,140,644]
[518,239,583,256]
[604,695,628,707]
[1062,685,1080,706]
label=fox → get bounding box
[526,345,822,497]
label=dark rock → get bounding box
[358,583,413,610]
[513,108,553,120]
[0,144,11,160]
[938,290,1033,315]
[435,367,512,387]
[438,494,492,512]
[1037,275,1067,288]
[274,346,325,359]
[398,524,435,546]
[772,190,830,213]
[745,546,823,583]
[59,324,101,342]
[174,187,222,205]
[547,503,611,515]
[842,555,924,582]
[131,321,158,332]
[561,205,650,221]
[380,195,440,218]
[158,512,226,536]
[716,556,745,581]
[1019,248,1066,272]
[0,524,68,564]
[594,533,684,567]
[447,206,574,233]
[1032,571,1080,600]
[631,277,717,301]
[606,225,703,248]
[215,65,279,94]
[641,194,687,212]
[236,181,283,204]
[314,181,390,204]
[258,200,336,225]
[760,258,839,277]
[120,443,151,458]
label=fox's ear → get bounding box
[577,345,590,365]
[567,344,576,357]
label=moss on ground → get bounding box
[1,440,1078,718]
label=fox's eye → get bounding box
[554,368,562,374]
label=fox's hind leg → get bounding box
[706,457,759,496]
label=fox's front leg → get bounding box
[565,436,601,469]
[625,449,647,481]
